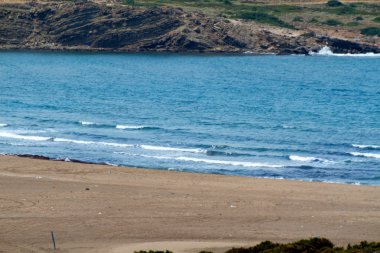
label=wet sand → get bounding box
[0,155,379,253]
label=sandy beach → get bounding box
[0,155,379,253]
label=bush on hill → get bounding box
[326,0,344,7]
[239,12,295,29]
[323,19,343,26]
[361,27,380,36]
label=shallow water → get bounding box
[0,51,379,185]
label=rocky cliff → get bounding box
[0,1,379,54]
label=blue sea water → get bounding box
[0,51,379,185]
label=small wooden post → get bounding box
[51,231,56,250]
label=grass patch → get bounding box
[346,21,359,26]
[238,11,295,29]
[361,27,380,36]
[323,19,343,26]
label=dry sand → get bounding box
[0,155,379,253]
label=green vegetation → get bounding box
[238,11,295,29]
[292,16,304,22]
[323,19,343,26]
[123,0,135,5]
[119,0,380,34]
[326,0,343,7]
[136,239,380,253]
[361,27,380,36]
[346,21,359,26]
[225,238,380,253]
[135,251,173,253]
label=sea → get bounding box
[0,48,379,185]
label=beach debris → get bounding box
[230,205,237,208]
[51,231,56,250]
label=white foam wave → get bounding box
[0,124,8,127]
[116,125,145,130]
[350,152,380,159]
[281,124,295,129]
[140,154,283,168]
[289,155,329,163]
[310,46,380,57]
[352,144,380,149]
[176,157,283,168]
[140,145,206,154]
[53,138,133,148]
[0,131,52,141]
[79,121,95,126]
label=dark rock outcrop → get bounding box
[0,1,378,54]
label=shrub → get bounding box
[226,238,334,253]
[293,16,304,22]
[309,17,319,23]
[373,17,380,23]
[323,19,343,26]
[355,16,364,21]
[134,251,173,253]
[361,27,380,36]
[239,12,295,29]
[326,0,343,7]
[346,21,359,26]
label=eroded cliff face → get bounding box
[0,1,379,54]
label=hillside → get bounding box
[0,0,379,54]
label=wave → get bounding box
[281,124,296,129]
[310,46,380,57]
[116,125,159,130]
[139,154,283,168]
[53,138,133,148]
[79,121,159,130]
[0,131,134,148]
[140,144,206,154]
[288,155,330,163]
[79,121,95,126]
[0,131,53,141]
[175,157,283,168]
[0,124,8,127]
[352,144,380,150]
[350,152,380,159]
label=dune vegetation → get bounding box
[134,238,380,253]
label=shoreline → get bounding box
[1,153,370,186]
[0,155,379,252]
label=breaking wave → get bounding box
[0,131,53,141]
[289,155,330,163]
[138,154,284,168]
[140,145,206,154]
[79,121,159,130]
[310,46,380,57]
[350,152,380,159]
[352,144,380,150]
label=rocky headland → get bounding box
[0,1,379,54]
